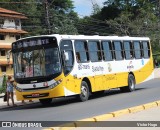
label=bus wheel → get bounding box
[120,74,135,92]
[79,81,90,102]
[39,98,52,106]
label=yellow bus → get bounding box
[11,34,154,105]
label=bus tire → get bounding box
[39,98,52,106]
[120,74,135,92]
[78,81,90,102]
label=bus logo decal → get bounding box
[127,61,134,71]
[92,66,104,72]
[78,64,90,70]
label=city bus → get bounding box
[10,34,154,105]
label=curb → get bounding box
[0,95,4,98]
[0,93,4,98]
[43,100,160,130]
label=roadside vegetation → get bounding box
[0,75,6,94]
[0,0,160,62]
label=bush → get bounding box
[0,75,7,94]
[0,87,5,94]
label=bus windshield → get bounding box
[12,38,61,79]
[13,47,61,79]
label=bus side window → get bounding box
[74,40,89,63]
[76,52,80,62]
[124,41,133,59]
[130,42,134,58]
[140,42,144,58]
[142,41,150,58]
[97,41,102,61]
[88,41,101,62]
[133,41,141,59]
[101,41,113,61]
[113,41,123,60]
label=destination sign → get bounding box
[12,38,55,49]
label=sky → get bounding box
[72,0,106,17]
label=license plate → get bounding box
[32,93,40,97]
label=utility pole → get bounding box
[44,0,51,34]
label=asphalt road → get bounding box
[0,78,160,126]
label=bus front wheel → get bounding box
[120,74,135,92]
[78,81,90,102]
[39,98,52,106]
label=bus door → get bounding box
[60,40,76,96]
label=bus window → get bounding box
[76,52,80,62]
[101,41,113,61]
[133,41,141,59]
[142,41,150,58]
[123,41,133,59]
[74,40,89,63]
[88,41,101,62]
[113,41,123,60]
[60,40,74,75]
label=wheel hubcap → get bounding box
[81,86,87,97]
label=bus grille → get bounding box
[22,86,50,91]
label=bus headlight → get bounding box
[15,86,23,92]
[49,79,62,89]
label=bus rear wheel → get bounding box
[39,98,52,106]
[120,74,135,92]
[78,81,90,102]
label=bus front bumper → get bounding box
[15,85,64,101]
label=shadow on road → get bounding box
[0,87,146,111]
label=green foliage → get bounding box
[1,0,160,53]
[81,0,160,52]
[0,87,3,94]
[0,75,7,94]
[0,0,78,35]
[99,4,121,20]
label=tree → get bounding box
[37,0,78,34]
[0,0,78,35]
[91,0,101,15]
[79,0,160,52]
